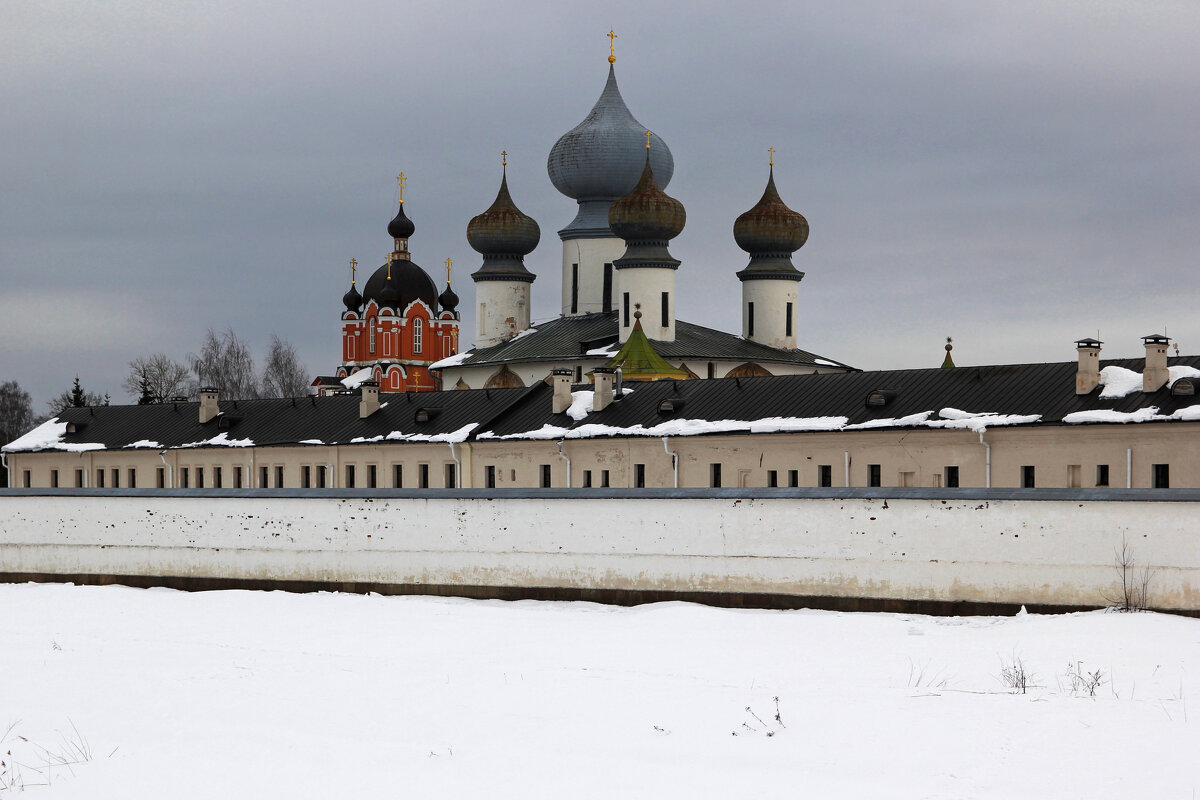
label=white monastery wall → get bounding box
[1,493,1197,611]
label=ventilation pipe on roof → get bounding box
[1142,334,1170,392]
[360,380,381,418]
[1075,338,1102,395]
[551,368,573,415]
[593,367,615,412]
[199,387,219,424]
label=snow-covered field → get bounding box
[1,584,1196,798]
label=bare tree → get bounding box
[260,334,311,398]
[1104,535,1153,611]
[188,329,259,400]
[0,380,34,446]
[122,354,192,403]
[46,377,108,415]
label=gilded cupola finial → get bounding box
[444,257,453,285]
[395,172,406,204]
[768,147,775,167]
[349,257,357,285]
[645,130,652,150]
[607,29,618,63]
[501,150,507,168]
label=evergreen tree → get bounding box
[137,375,155,404]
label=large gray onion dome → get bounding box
[467,169,540,285]
[735,167,808,281]
[609,155,685,271]
[547,64,674,239]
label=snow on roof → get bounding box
[1,418,106,453]
[352,423,479,445]
[429,351,474,370]
[585,343,619,356]
[1064,405,1200,425]
[180,432,255,448]
[126,440,165,449]
[340,368,375,389]
[1098,366,1143,399]
[1169,365,1200,387]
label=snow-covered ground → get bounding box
[1,584,1196,798]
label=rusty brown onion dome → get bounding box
[733,169,808,256]
[608,158,685,243]
[466,173,540,257]
[387,202,416,240]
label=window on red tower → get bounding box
[413,318,423,353]
[369,322,376,354]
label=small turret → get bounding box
[470,156,540,347]
[610,135,685,343]
[735,155,808,349]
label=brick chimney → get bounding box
[593,367,615,412]
[551,368,573,414]
[359,380,380,418]
[1074,338,1102,394]
[199,387,219,423]
[1142,334,1170,392]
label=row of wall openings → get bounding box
[746,302,795,338]
[581,469,611,488]
[571,263,615,314]
[484,466,540,489]
[765,470,801,488]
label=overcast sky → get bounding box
[2,0,1197,408]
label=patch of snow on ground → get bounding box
[2,584,1197,798]
[1168,365,1200,387]
[1099,366,1143,398]
[429,351,473,370]
[340,368,375,389]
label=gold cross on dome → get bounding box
[645,130,652,150]
[396,172,406,203]
[444,257,453,284]
[768,147,775,167]
[349,257,357,284]
[501,150,507,167]
[608,30,618,63]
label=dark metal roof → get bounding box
[480,356,1200,439]
[8,357,1199,453]
[433,311,854,371]
[8,387,531,453]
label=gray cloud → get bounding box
[2,0,1197,407]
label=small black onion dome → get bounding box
[387,202,416,240]
[467,172,541,256]
[608,157,686,243]
[734,168,808,280]
[378,273,400,307]
[438,283,459,312]
[342,282,363,311]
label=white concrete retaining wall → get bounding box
[1,492,1197,610]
